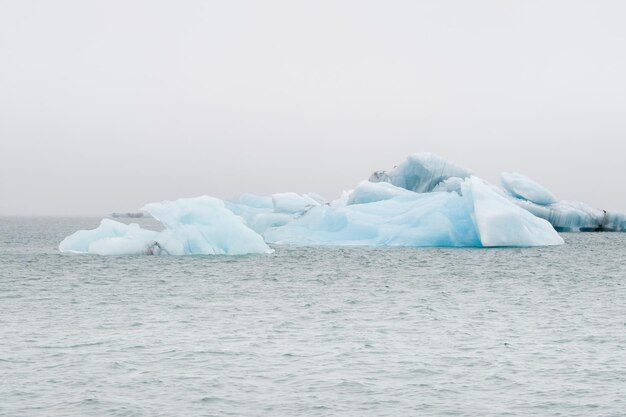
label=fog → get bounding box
[1,0,625,216]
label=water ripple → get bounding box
[0,217,625,416]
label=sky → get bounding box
[1,0,625,216]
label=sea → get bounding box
[1,216,625,417]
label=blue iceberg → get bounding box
[60,196,273,255]
[499,173,626,232]
[59,218,159,255]
[262,177,563,247]
[363,153,626,233]
[60,152,626,255]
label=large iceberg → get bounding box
[60,152,626,255]
[263,177,563,247]
[367,154,626,233]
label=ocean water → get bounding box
[1,217,625,417]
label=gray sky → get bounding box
[1,0,625,216]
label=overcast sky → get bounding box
[1,0,625,216]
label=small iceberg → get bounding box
[60,196,272,255]
[60,152,625,255]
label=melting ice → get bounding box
[60,153,626,255]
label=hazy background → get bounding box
[1,0,625,216]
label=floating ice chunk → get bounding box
[264,177,562,247]
[501,172,558,205]
[464,177,563,246]
[369,152,472,193]
[62,152,626,256]
[60,196,272,255]
[347,181,416,205]
[59,219,158,255]
[272,192,320,213]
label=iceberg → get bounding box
[59,219,159,255]
[60,151,625,255]
[369,153,626,233]
[263,177,563,247]
[60,196,273,255]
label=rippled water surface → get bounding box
[1,217,626,416]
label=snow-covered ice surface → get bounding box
[60,152,625,255]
